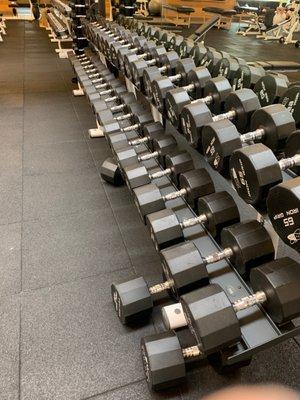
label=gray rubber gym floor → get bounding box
[0,20,299,400]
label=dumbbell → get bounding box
[100,157,124,186]
[165,75,232,129]
[283,129,300,175]
[188,42,208,67]
[234,64,266,90]
[117,39,156,75]
[82,72,120,95]
[151,52,231,113]
[72,59,100,73]
[133,168,215,222]
[92,90,135,115]
[146,191,245,251]
[280,85,300,127]
[267,177,300,252]
[91,111,154,138]
[202,104,296,174]
[130,50,180,91]
[104,28,139,55]
[110,33,141,66]
[176,38,194,59]
[193,46,225,74]
[254,74,289,107]
[230,143,300,205]
[181,88,261,149]
[108,121,165,153]
[75,65,113,88]
[83,74,119,98]
[87,81,125,105]
[115,135,177,169]
[151,58,197,112]
[102,29,134,58]
[142,51,180,98]
[97,25,127,53]
[112,191,239,324]
[78,69,114,89]
[211,56,244,84]
[143,257,299,390]
[96,102,145,127]
[76,61,113,83]
[122,151,194,190]
[72,54,102,69]
[123,43,168,80]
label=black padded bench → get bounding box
[161,4,195,27]
[202,7,237,29]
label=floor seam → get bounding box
[20,264,133,295]
[79,378,146,400]
[19,19,25,400]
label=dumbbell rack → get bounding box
[80,20,300,371]
[69,0,88,54]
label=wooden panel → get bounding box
[0,0,13,15]
[105,0,112,19]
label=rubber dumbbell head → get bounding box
[147,191,240,251]
[202,104,296,174]
[181,88,260,149]
[229,143,300,205]
[122,151,194,189]
[133,169,215,222]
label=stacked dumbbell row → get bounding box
[83,25,298,179]
[84,18,299,252]
[119,0,137,17]
[70,28,300,390]
[46,11,69,39]
[74,20,299,248]
[86,17,299,145]
[71,50,300,294]
[50,0,72,17]
[75,56,300,390]
[70,0,88,54]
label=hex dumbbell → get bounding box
[181,88,260,149]
[202,104,296,174]
[283,129,300,175]
[254,74,289,107]
[92,91,135,115]
[130,50,180,91]
[147,192,244,251]
[115,135,177,169]
[230,143,300,205]
[85,79,124,103]
[121,151,194,189]
[133,168,215,222]
[108,121,165,153]
[117,39,156,75]
[123,43,167,80]
[151,58,196,112]
[100,157,124,186]
[267,177,300,252]
[111,191,238,324]
[91,111,154,138]
[142,257,299,390]
[96,102,145,127]
[234,64,266,90]
[165,75,232,129]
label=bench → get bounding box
[161,4,195,27]
[202,7,237,29]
